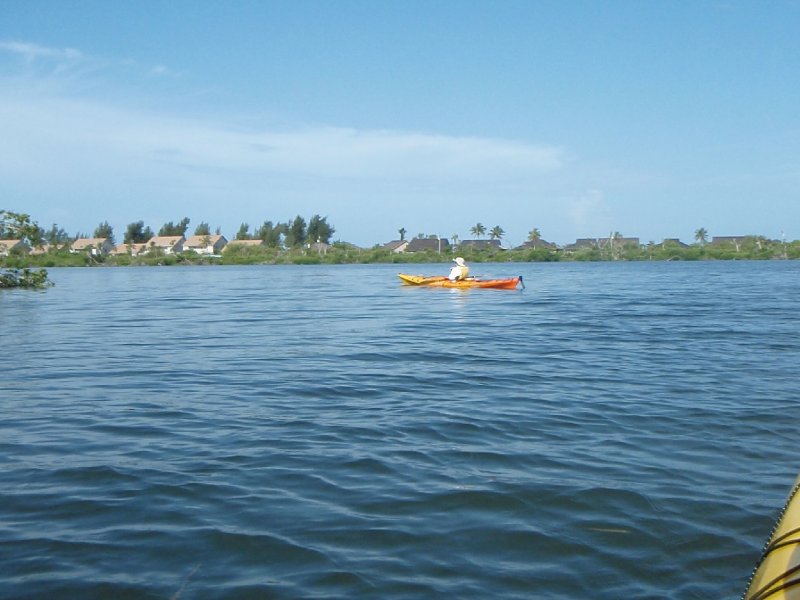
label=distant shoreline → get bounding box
[3,239,799,270]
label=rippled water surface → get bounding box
[2,262,799,599]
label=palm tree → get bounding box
[528,228,541,248]
[470,223,486,239]
[451,234,460,247]
[398,227,406,241]
[489,225,505,241]
[694,228,708,246]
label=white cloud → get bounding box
[241,127,563,179]
[149,64,170,77]
[0,92,564,183]
[0,40,567,245]
[2,43,563,183]
[0,40,177,87]
[0,40,83,62]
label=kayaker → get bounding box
[448,257,470,281]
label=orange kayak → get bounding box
[398,273,523,290]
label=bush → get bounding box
[291,255,321,265]
[0,267,53,289]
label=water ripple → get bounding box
[2,262,799,598]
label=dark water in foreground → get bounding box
[1,262,798,599]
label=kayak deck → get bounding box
[398,273,523,289]
[745,477,800,599]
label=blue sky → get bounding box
[1,1,798,246]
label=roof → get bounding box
[29,243,51,255]
[515,239,557,250]
[710,236,749,245]
[458,239,503,250]
[405,238,451,252]
[184,234,227,247]
[147,235,185,247]
[382,240,408,251]
[71,237,111,250]
[226,239,265,246]
[611,237,640,246]
[0,239,25,251]
[563,239,595,250]
[110,243,149,255]
[660,238,689,248]
[565,237,640,250]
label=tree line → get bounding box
[5,208,800,289]
[27,214,336,248]
[0,210,337,287]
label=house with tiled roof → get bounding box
[660,238,689,248]
[564,237,640,251]
[29,243,56,255]
[563,238,599,251]
[0,239,30,256]
[458,239,503,251]
[225,239,265,250]
[405,238,451,253]
[515,238,558,250]
[184,234,228,255]
[109,243,149,256]
[611,237,640,248]
[146,235,185,254]
[382,240,409,253]
[711,236,750,250]
[70,237,114,256]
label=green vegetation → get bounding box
[0,267,52,289]
[3,207,800,273]
[124,221,154,244]
[470,223,486,238]
[0,210,52,289]
[94,221,114,243]
[159,217,191,237]
[10,236,793,270]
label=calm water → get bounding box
[2,261,799,599]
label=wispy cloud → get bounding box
[0,40,568,243]
[149,64,171,77]
[1,39,563,183]
[0,39,176,84]
[0,92,564,183]
[1,40,562,181]
[0,40,84,62]
[240,127,564,179]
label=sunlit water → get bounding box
[2,261,798,599]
